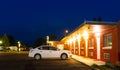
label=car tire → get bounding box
[34,54,41,60]
[61,53,68,60]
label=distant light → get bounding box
[19,48,21,51]
[17,41,21,51]
[46,36,49,42]
[65,30,69,33]
[0,40,2,44]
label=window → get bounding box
[49,47,57,50]
[42,47,49,50]
[89,38,94,48]
[104,34,112,48]
[89,52,93,56]
[81,40,85,49]
[38,47,42,50]
[104,53,110,59]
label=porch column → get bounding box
[77,34,81,55]
[78,39,81,55]
[97,37,100,59]
[83,31,88,57]
[85,39,88,57]
[73,40,75,54]
[96,32,101,59]
[69,39,72,52]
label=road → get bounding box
[0,52,92,70]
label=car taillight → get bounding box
[30,49,33,52]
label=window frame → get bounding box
[89,38,94,49]
[103,33,112,49]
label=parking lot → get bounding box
[0,52,91,70]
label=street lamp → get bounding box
[17,41,21,51]
[46,36,49,45]
[65,29,69,36]
[0,40,2,45]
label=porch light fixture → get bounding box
[93,26,101,37]
[83,31,88,39]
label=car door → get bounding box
[48,47,61,58]
[40,47,50,58]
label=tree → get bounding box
[7,35,16,46]
[1,34,10,47]
[93,18,97,21]
[49,36,57,41]
[98,17,102,21]
[33,37,46,47]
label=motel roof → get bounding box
[61,21,118,41]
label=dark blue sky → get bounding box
[0,0,120,44]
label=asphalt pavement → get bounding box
[0,51,92,70]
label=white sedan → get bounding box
[28,45,72,60]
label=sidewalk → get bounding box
[72,55,105,66]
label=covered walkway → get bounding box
[72,55,105,66]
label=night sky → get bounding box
[0,0,120,44]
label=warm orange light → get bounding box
[72,36,76,42]
[77,34,81,40]
[96,37,100,59]
[57,44,64,50]
[69,39,72,44]
[83,31,88,39]
[93,26,101,59]
[47,41,53,46]
[95,32,100,37]
[93,26,101,33]
[94,26,100,37]
[85,39,88,57]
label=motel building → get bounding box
[61,20,120,64]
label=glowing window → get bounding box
[81,39,85,49]
[104,53,110,59]
[104,34,112,47]
[89,38,94,47]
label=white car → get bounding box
[28,45,72,60]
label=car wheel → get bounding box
[34,54,41,60]
[61,53,68,60]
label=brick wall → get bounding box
[100,25,118,64]
[118,21,120,61]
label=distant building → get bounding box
[7,46,18,51]
[61,20,120,64]
[47,41,64,50]
[0,46,4,50]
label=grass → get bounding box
[91,64,120,70]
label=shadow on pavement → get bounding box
[24,60,36,70]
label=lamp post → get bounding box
[17,41,21,51]
[46,36,49,45]
[0,40,3,50]
[65,29,69,36]
[0,40,2,45]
